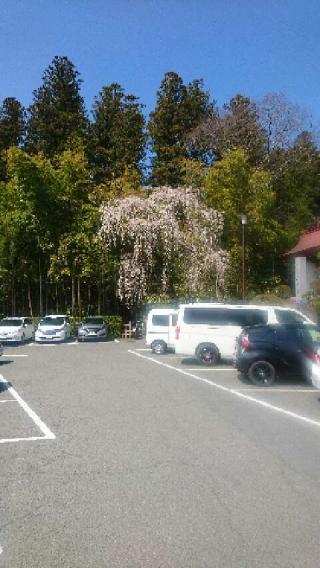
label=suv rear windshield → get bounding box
[183,307,268,326]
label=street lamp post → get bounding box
[240,214,247,299]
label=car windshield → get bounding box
[0,319,23,326]
[83,318,104,325]
[40,317,65,326]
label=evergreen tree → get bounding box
[89,83,145,183]
[25,56,88,156]
[0,97,25,150]
[0,97,25,180]
[148,72,213,186]
[268,131,320,244]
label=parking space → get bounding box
[0,373,55,444]
[2,338,320,567]
[129,347,320,429]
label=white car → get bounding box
[35,315,71,343]
[0,317,34,344]
[146,308,178,354]
[175,303,314,365]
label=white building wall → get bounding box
[306,258,318,291]
[294,256,319,297]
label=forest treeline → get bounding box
[1,56,319,317]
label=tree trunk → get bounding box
[71,276,75,316]
[11,276,16,316]
[88,284,91,314]
[97,280,101,315]
[77,278,81,315]
[55,284,59,314]
[39,259,43,316]
[27,281,33,316]
[45,279,48,314]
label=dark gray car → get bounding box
[78,317,108,342]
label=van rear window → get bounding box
[152,315,169,326]
[183,307,268,326]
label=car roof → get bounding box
[245,323,319,330]
[43,314,67,318]
[178,303,305,311]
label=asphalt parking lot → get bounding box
[2,339,320,567]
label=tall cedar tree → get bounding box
[89,83,145,183]
[189,94,267,165]
[0,97,25,180]
[148,72,213,186]
[25,56,88,156]
[0,97,25,150]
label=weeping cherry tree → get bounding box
[99,186,228,307]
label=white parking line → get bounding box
[235,388,315,393]
[0,375,56,444]
[129,350,320,430]
[2,354,28,358]
[0,399,17,403]
[184,367,236,371]
[0,544,2,555]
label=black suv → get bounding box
[234,323,320,386]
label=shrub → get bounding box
[104,315,122,338]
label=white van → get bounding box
[146,308,178,354]
[175,303,313,365]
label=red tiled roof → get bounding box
[287,229,320,256]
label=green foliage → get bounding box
[104,315,123,338]
[89,83,145,183]
[0,57,319,313]
[204,149,280,294]
[0,97,25,151]
[148,72,213,186]
[25,56,88,156]
[250,293,285,305]
[267,133,320,247]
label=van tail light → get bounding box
[175,324,180,340]
[241,334,250,351]
[305,347,320,365]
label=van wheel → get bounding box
[248,360,276,386]
[152,340,167,355]
[196,343,220,366]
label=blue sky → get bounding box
[1,0,319,124]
